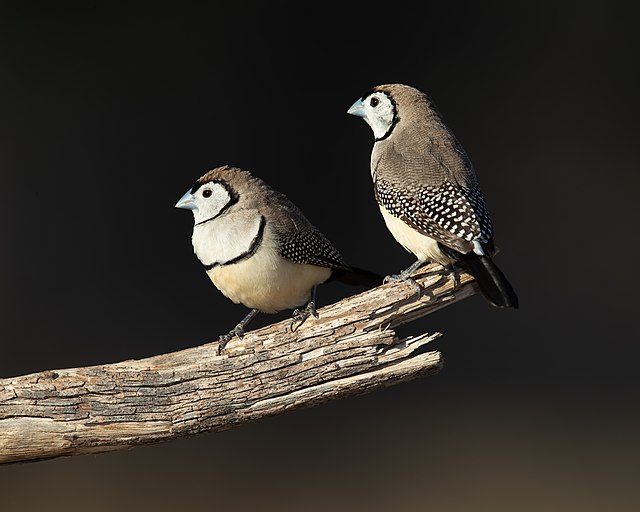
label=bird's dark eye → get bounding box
[202,189,212,198]
[370,96,379,107]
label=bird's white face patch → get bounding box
[360,92,396,140]
[191,182,234,225]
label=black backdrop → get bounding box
[1,3,639,511]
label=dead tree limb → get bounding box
[0,264,476,464]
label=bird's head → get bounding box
[175,168,239,225]
[347,87,398,141]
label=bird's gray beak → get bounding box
[347,98,366,117]
[175,190,197,210]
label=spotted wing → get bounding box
[279,228,347,268]
[265,190,347,269]
[375,176,493,254]
[373,124,495,253]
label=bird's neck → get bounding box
[192,211,265,268]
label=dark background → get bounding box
[1,2,638,511]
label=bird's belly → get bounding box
[379,207,454,266]
[207,246,332,313]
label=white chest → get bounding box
[192,211,263,268]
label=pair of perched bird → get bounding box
[176,84,519,349]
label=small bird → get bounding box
[176,165,382,349]
[347,83,518,308]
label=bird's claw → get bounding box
[308,301,319,319]
[383,273,422,296]
[448,269,460,290]
[289,301,318,332]
[420,265,459,289]
[217,325,245,354]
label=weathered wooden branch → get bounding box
[0,264,476,464]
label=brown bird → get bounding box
[176,165,382,347]
[348,84,518,308]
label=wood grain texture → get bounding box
[0,264,476,464]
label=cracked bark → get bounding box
[0,264,476,464]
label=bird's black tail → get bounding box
[332,266,384,289]
[458,253,519,309]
